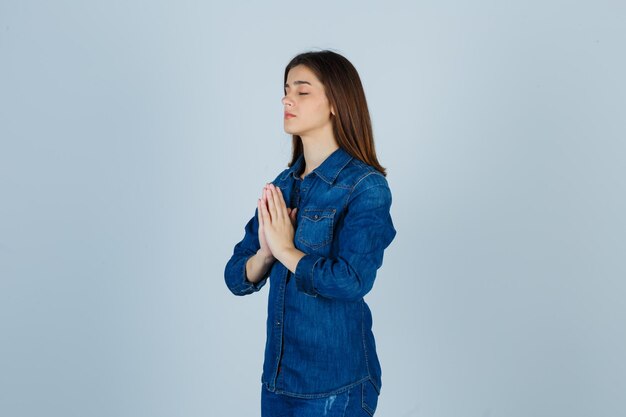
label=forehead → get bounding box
[285,65,321,87]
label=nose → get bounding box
[282,95,293,107]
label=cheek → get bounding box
[312,100,331,117]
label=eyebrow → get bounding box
[284,80,312,88]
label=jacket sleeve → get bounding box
[224,206,271,296]
[293,176,397,301]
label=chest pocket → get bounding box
[296,208,336,250]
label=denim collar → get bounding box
[281,147,353,185]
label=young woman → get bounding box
[224,50,396,417]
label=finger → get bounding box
[265,188,276,221]
[290,207,298,224]
[260,189,267,208]
[260,194,272,225]
[275,186,289,215]
[257,199,265,227]
[269,185,285,221]
[258,198,266,226]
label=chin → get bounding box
[284,127,300,135]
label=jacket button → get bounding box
[313,214,319,219]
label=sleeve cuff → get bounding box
[294,253,322,296]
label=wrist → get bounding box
[273,245,292,263]
[257,249,275,264]
[275,246,306,273]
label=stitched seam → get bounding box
[297,217,334,248]
[270,268,288,387]
[273,376,370,399]
[343,172,386,212]
[297,208,336,249]
[316,154,353,184]
[361,381,375,415]
[361,300,372,382]
[307,255,323,296]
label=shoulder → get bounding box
[338,159,390,193]
[337,160,392,207]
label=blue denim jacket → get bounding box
[224,147,397,398]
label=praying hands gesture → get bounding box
[257,183,297,260]
[246,183,306,284]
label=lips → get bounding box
[284,112,296,119]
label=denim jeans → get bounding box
[261,379,379,417]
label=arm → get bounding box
[224,207,273,296]
[292,179,397,301]
[226,178,300,295]
[245,250,275,284]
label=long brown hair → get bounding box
[283,50,387,176]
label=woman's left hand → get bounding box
[259,183,297,259]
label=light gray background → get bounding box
[1,1,625,416]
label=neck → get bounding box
[299,126,339,178]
